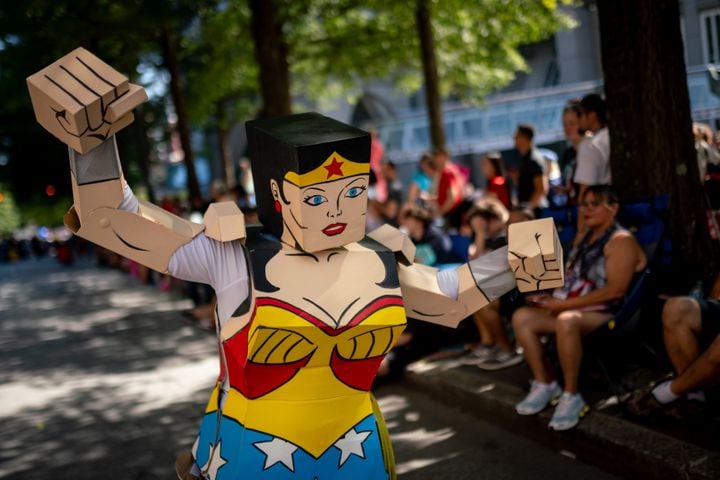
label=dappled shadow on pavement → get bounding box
[0,258,217,479]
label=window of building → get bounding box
[701,8,720,64]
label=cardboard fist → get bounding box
[27,47,147,154]
[507,217,565,292]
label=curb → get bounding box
[402,360,720,480]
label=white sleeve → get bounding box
[168,235,250,321]
[119,180,140,213]
[574,140,602,185]
[436,246,515,302]
[436,268,459,300]
[118,180,250,321]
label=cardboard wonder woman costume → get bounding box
[27,49,564,480]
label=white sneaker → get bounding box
[548,392,589,431]
[477,349,524,371]
[515,380,562,415]
[460,344,498,365]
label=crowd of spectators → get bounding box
[372,92,720,431]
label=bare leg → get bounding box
[670,335,720,396]
[474,299,513,351]
[555,310,612,394]
[512,307,557,383]
[472,310,494,346]
[662,297,703,375]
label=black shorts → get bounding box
[698,298,720,348]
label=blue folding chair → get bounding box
[583,195,671,393]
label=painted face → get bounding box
[274,174,369,252]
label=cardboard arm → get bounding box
[399,217,565,328]
[398,247,516,329]
[65,136,203,273]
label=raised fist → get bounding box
[507,217,565,292]
[27,47,147,154]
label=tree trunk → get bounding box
[160,28,202,206]
[134,105,156,204]
[216,100,235,189]
[249,0,292,118]
[597,0,718,282]
[416,0,445,151]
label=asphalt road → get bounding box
[0,255,622,479]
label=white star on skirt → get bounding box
[334,428,372,467]
[253,437,298,472]
[200,440,228,480]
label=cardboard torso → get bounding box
[193,232,404,478]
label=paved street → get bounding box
[0,256,621,479]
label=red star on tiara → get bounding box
[324,156,345,179]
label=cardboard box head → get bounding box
[246,113,371,252]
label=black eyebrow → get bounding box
[303,186,326,193]
[344,177,367,188]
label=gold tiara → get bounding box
[283,151,369,186]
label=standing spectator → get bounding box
[432,147,466,226]
[627,272,720,417]
[574,93,610,200]
[558,99,585,205]
[407,153,437,206]
[481,152,512,209]
[512,123,548,210]
[512,185,646,430]
[694,123,720,183]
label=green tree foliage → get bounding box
[290,0,575,105]
[184,1,259,125]
[0,186,21,234]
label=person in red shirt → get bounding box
[481,152,512,209]
[432,148,466,223]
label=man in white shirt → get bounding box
[574,93,610,200]
[574,94,610,233]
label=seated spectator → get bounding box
[481,152,512,209]
[463,206,534,370]
[467,199,509,260]
[407,153,437,206]
[511,185,647,430]
[381,160,404,226]
[377,204,465,382]
[626,272,720,417]
[399,204,460,266]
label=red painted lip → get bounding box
[322,223,347,236]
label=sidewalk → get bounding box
[400,353,720,480]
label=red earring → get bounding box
[274,200,281,213]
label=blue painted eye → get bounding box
[303,194,327,206]
[345,186,365,198]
